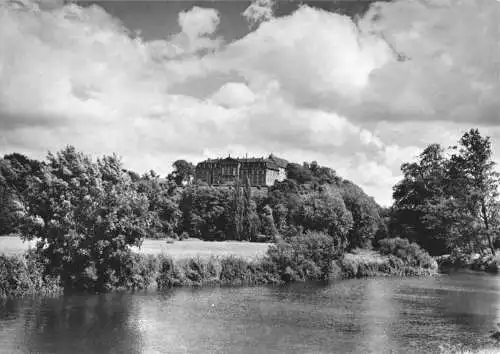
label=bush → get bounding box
[114,253,159,291]
[0,251,61,298]
[155,255,280,288]
[378,237,437,270]
[339,247,437,279]
[340,250,388,278]
[156,256,178,288]
[219,256,253,284]
[265,231,339,282]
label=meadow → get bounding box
[0,235,270,260]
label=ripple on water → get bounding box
[0,272,499,353]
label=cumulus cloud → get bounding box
[1,0,498,206]
[207,1,500,126]
[351,0,500,124]
[242,0,274,27]
[179,6,219,38]
[174,6,222,54]
[0,1,214,159]
[208,6,393,107]
[210,82,255,108]
[144,6,223,60]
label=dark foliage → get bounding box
[0,251,61,298]
[390,129,500,256]
[377,237,436,269]
[265,231,340,282]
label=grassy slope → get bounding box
[0,235,38,256]
[0,235,270,260]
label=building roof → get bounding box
[268,154,288,168]
[197,154,288,171]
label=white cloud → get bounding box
[1,0,499,206]
[178,6,220,38]
[210,82,255,108]
[210,6,393,106]
[173,6,222,54]
[146,6,223,60]
[352,0,500,124]
[242,0,274,27]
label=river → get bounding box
[0,270,499,353]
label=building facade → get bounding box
[195,154,288,187]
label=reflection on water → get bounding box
[0,294,144,353]
[0,270,499,353]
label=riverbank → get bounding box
[436,253,500,274]
[1,271,498,353]
[0,236,438,297]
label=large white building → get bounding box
[195,154,288,187]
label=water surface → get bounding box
[1,270,499,353]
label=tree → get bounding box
[17,146,155,292]
[286,163,313,184]
[242,177,259,241]
[273,203,288,234]
[135,171,182,239]
[339,181,381,249]
[291,187,353,250]
[391,130,500,256]
[169,160,195,186]
[260,205,278,239]
[449,129,499,254]
[0,153,43,235]
[391,144,451,255]
[179,186,232,240]
[231,179,244,240]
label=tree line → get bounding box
[0,128,497,291]
[0,146,386,291]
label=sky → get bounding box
[1,0,500,206]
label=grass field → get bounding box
[0,235,270,260]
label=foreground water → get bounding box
[0,270,499,354]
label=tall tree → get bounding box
[135,171,182,239]
[391,144,453,255]
[17,146,155,292]
[169,160,195,186]
[231,179,244,241]
[449,129,499,254]
[340,181,381,249]
[242,177,259,241]
[392,130,500,256]
[260,205,278,239]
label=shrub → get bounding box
[378,237,436,270]
[265,231,339,282]
[114,253,159,291]
[220,256,252,284]
[340,250,387,278]
[155,255,280,288]
[179,257,221,285]
[156,256,177,288]
[0,251,61,298]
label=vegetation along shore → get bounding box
[0,128,498,297]
[0,235,437,297]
